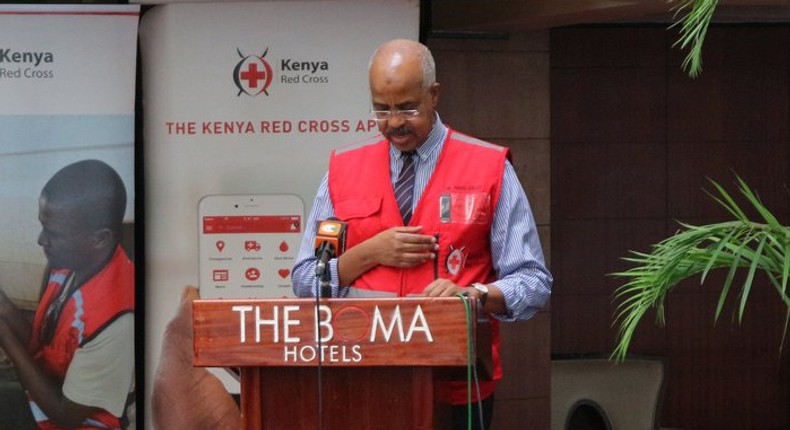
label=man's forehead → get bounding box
[39,195,83,219]
[370,70,423,100]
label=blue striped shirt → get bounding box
[292,116,552,321]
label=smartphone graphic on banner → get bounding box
[198,194,304,299]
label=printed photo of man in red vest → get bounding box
[0,159,135,430]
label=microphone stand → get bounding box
[320,268,332,298]
[313,243,335,430]
[315,243,335,298]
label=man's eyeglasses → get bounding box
[370,109,420,122]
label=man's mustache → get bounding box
[386,125,412,138]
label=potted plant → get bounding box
[611,176,790,360]
[671,0,720,78]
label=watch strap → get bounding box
[471,282,488,306]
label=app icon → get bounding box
[245,267,260,281]
[213,269,229,282]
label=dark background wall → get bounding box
[551,25,790,430]
[430,23,790,430]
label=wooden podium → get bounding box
[193,297,490,430]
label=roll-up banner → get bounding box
[0,1,139,424]
[140,0,418,425]
[0,3,138,317]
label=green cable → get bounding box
[456,293,473,430]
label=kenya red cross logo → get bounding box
[233,47,274,97]
[445,245,466,277]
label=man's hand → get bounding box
[0,288,31,346]
[152,287,240,430]
[0,312,98,429]
[422,278,468,298]
[369,226,438,267]
[0,288,18,319]
[338,226,438,285]
[423,279,507,314]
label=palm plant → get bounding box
[611,176,790,361]
[671,0,719,78]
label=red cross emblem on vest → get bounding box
[445,245,466,277]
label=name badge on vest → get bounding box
[440,194,451,223]
[438,192,491,224]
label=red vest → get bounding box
[329,129,509,404]
[29,246,135,430]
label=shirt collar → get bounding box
[389,113,448,161]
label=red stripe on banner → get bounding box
[203,216,303,234]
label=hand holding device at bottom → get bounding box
[152,286,240,430]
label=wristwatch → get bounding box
[471,282,489,306]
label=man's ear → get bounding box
[91,228,115,250]
[429,82,440,108]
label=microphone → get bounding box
[314,218,347,297]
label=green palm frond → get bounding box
[611,176,790,362]
[670,0,719,78]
